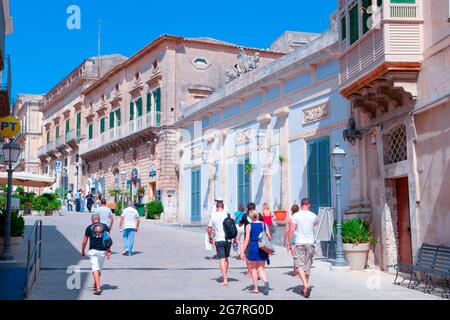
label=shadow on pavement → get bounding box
[29,225,91,300]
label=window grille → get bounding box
[384,125,407,165]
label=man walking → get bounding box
[75,189,81,212]
[86,192,94,213]
[66,191,73,211]
[287,198,319,298]
[81,213,112,295]
[95,198,114,231]
[207,201,231,286]
[119,201,140,256]
[208,196,228,259]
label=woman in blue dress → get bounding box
[243,209,272,295]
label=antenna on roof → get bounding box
[97,19,102,77]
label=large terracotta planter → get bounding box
[0,236,23,257]
[274,210,287,222]
[343,243,370,271]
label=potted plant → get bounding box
[108,188,122,204]
[146,200,164,220]
[244,163,255,175]
[339,218,376,271]
[0,209,25,256]
[274,155,287,221]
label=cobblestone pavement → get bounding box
[21,211,442,300]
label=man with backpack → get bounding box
[207,201,237,286]
[81,213,112,295]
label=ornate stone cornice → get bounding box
[146,71,162,90]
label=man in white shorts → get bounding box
[81,213,111,295]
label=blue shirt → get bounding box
[234,210,244,225]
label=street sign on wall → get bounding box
[55,160,62,173]
[0,116,21,139]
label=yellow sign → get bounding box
[0,116,21,138]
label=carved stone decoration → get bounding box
[302,103,329,124]
[225,47,261,83]
[235,128,254,145]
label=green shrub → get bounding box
[0,209,25,237]
[31,196,49,211]
[48,199,62,211]
[114,200,123,216]
[146,200,163,219]
[336,218,376,245]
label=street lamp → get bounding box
[0,142,22,261]
[120,171,126,212]
[330,143,350,271]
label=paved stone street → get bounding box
[18,211,442,300]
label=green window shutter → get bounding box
[146,92,152,113]
[47,131,50,144]
[55,126,59,138]
[154,88,161,112]
[115,109,121,127]
[109,111,115,129]
[136,97,143,117]
[65,119,70,132]
[391,0,415,3]
[341,15,346,41]
[76,113,81,130]
[307,137,331,214]
[130,101,135,120]
[100,118,105,133]
[378,0,383,6]
[349,5,359,45]
[88,124,93,140]
[362,0,371,34]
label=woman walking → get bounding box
[233,204,246,259]
[261,203,276,235]
[243,209,271,295]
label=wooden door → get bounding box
[395,177,413,267]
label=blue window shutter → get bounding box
[191,169,201,222]
[307,137,331,214]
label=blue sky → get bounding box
[7,0,336,98]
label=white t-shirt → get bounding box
[121,207,139,230]
[209,205,229,217]
[292,210,319,245]
[208,211,228,242]
[96,206,113,226]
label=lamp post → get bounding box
[120,171,126,212]
[330,143,350,271]
[0,142,22,261]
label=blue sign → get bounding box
[55,160,62,173]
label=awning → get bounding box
[0,171,55,188]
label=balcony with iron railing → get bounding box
[0,55,11,117]
[338,0,423,93]
[79,111,161,157]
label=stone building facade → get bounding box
[177,28,351,226]
[77,35,283,222]
[337,0,450,270]
[13,94,44,180]
[36,55,127,193]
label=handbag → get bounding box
[102,230,113,249]
[258,223,275,255]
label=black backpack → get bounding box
[223,214,238,241]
